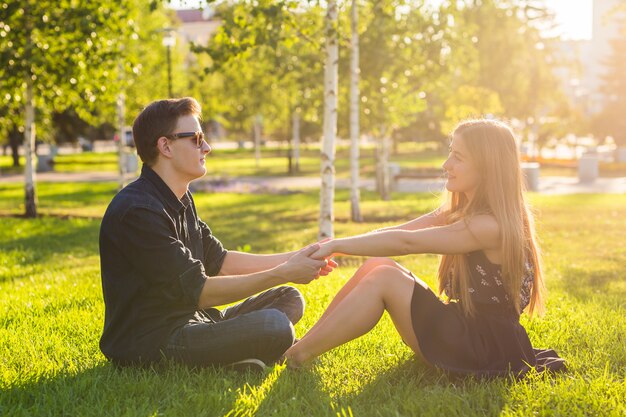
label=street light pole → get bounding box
[166,44,172,97]
[162,29,176,98]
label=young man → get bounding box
[99,98,333,369]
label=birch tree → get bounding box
[349,0,362,221]
[319,0,338,239]
[0,0,140,217]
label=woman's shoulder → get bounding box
[465,214,500,249]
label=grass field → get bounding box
[4,143,626,180]
[0,142,455,179]
[0,182,625,416]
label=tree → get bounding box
[593,16,626,146]
[193,1,325,167]
[349,0,362,222]
[0,1,140,217]
[319,0,338,239]
[350,0,448,199]
[457,0,562,122]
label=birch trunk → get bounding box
[380,132,391,201]
[375,127,391,201]
[319,0,338,240]
[292,109,300,173]
[23,77,37,218]
[254,114,262,168]
[349,0,362,222]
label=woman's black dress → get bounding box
[410,251,565,377]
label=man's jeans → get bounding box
[162,286,304,367]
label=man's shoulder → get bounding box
[104,178,165,219]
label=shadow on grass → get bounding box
[0,217,100,283]
[557,263,626,306]
[335,358,509,416]
[253,367,335,416]
[193,190,437,252]
[0,362,291,417]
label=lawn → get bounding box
[1,142,446,179]
[3,142,626,179]
[0,183,625,416]
[0,152,120,175]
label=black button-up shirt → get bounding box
[99,165,227,364]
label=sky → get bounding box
[544,0,593,40]
[167,0,594,40]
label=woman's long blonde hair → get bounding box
[437,119,544,316]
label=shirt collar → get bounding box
[140,164,188,213]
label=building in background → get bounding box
[175,8,220,46]
[558,0,624,115]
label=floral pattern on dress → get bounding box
[441,252,534,313]
[519,260,534,311]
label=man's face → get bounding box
[168,114,211,181]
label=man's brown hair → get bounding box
[132,97,202,166]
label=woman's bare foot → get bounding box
[284,343,313,369]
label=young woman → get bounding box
[286,119,565,376]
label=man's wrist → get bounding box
[268,265,288,285]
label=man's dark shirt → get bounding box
[99,164,227,364]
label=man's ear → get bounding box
[156,136,173,159]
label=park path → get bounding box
[1,170,626,195]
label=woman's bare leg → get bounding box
[302,258,406,338]
[285,265,427,367]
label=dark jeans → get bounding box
[162,286,304,367]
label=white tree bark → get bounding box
[254,114,262,168]
[23,77,37,218]
[381,132,391,201]
[319,0,338,240]
[349,0,362,222]
[292,109,300,173]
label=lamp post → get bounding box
[162,29,176,98]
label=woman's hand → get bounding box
[310,240,338,260]
[277,244,327,284]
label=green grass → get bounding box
[1,142,447,179]
[4,143,626,180]
[0,152,120,175]
[0,183,625,416]
[204,142,446,179]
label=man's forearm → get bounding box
[218,251,295,275]
[198,268,286,309]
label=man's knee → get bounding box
[259,309,295,357]
[275,285,305,324]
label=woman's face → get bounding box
[442,134,482,199]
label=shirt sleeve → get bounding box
[197,219,228,276]
[117,206,207,308]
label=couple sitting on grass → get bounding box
[99,97,565,377]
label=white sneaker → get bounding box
[226,358,267,373]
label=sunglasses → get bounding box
[165,131,206,148]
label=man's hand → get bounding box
[277,244,332,284]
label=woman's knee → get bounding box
[361,257,397,270]
[359,265,415,292]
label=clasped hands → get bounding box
[282,240,338,285]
